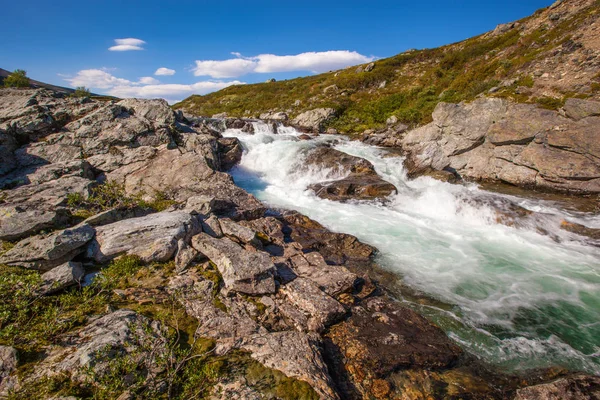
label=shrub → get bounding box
[72,86,91,98]
[3,69,30,88]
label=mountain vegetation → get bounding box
[175,0,600,133]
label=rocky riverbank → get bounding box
[1,88,599,399]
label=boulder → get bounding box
[38,261,85,295]
[563,98,600,121]
[401,98,600,194]
[239,332,339,400]
[289,251,357,296]
[514,374,600,399]
[259,111,288,121]
[87,211,201,263]
[191,233,276,295]
[279,277,346,332]
[219,218,259,244]
[0,208,70,242]
[0,346,17,383]
[291,108,336,133]
[25,310,167,383]
[0,224,95,270]
[303,147,397,200]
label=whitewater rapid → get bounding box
[223,122,600,375]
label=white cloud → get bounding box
[155,67,176,76]
[109,38,146,52]
[193,50,375,78]
[139,76,160,85]
[63,68,242,103]
[108,81,244,104]
[66,69,133,89]
[193,58,257,79]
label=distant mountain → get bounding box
[0,68,77,94]
[174,0,600,133]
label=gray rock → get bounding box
[289,251,357,296]
[191,233,276,295]
[364,62,375,72]
[386,115,398,125]
[239,332,339,400]
[0,224,95,270]
[0,346,17,383]
[514,374,600,400]
[291,108,337,133]
[564,98,600,120]
[87,211,201,263]
[280,277,346,332]
[175,238,198,272]
[201,214,224,238]
[27,310,167,382]
[0,208,70,242]
[39,261,85,295]
[219,218,259,244]
[259,111,288,121]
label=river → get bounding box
[223,122,600,375]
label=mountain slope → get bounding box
[174,0,600,133]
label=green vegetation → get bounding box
[2,257,317,399]
[72,86,91,98]
[3,69,30,88]
[175,2,599,133]
[67,181,177,219]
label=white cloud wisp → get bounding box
[65,68,243,103]
[109,38,146,52]
[155,67,176,76]
[193,50,375,78]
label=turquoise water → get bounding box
[224,123,600,375]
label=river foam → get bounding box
[224,122,600,375]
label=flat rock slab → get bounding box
[0,224,95,270]
[191,233,276,295]
[327,296,462,378]
[280,277,346,332]
[87,211,201,263]
[39,261,85,295]
[239,331,339,400]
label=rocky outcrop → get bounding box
[401,98,600,194]
[303,147,397,200]
[86,211,201,263]
[291,108,337,133]
[38,261,85,295]
[191,233,276,295]
[0,224,95,270]
[0,346,17,384]
[513,374,600,399]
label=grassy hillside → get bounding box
[174,0,600,133]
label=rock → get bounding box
[401,98,600,194]
[280,277,346,332]
[0,208,70,242]
[201,214,224,238]
[259,111,288,121]
[563,98,600,120]
[291,108,337,133]
[82,206,152,227]
[0,160,93,190]
[303,147,397,201]
[326,128,338,134]
[323,84,339,94]
[87,211,201,263]
[212,112,228,118]
[224,118,255,133]
[27,310,167,383]
[39,261,85,295]
[219,218,260,245]
[217,137,243,171]
[289,251,357,296]
[238,217,285,245]
[514,374,600,400]
[169,273,265,352]
[560,220,600,241]
[191,233,276,295]
[0,346,17,383]
[325,296,462,398]
[174,239,198,272]
[386,115,398,125]
[239,332,339,400]
[283,213,375,269]
[310,175,398,201]
[0,224,95,270]
[364,62,375,72]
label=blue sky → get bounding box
[0,0,551,102]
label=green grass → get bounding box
[174,2,599,133]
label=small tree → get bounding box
[3,69,30,88]
[73,86,91,98]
